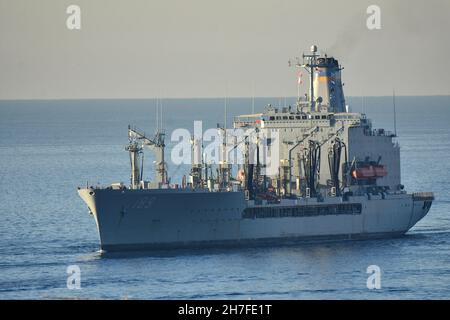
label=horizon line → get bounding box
[1,94,450,102]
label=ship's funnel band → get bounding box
[313,57,346,113]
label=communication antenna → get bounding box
[160,95,163,130]
[361,94,365,114]
[393,89,397,137]
[252,95,255,114]
[224,89,227,129]
[155,97,159,130]
[251,83,255,114]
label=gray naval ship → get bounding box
[78,45,433,251]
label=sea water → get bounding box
[0,96,449,299]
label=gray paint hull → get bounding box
[78,188,431,252]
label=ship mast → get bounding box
[290,45,319,112]
[303,45,319,110]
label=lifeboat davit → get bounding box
[352,165,387,179]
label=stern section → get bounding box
[409,192,434,229]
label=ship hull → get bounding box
[78,188,432,252]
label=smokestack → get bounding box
[313,57,346,113]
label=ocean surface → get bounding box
[0,96,449,299]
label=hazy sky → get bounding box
[1,0,450,99]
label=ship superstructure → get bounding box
[78,46,433,251]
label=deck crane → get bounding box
[127,125,167,188]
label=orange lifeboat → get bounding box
[352,166,375,179]
[373,165,387,177]
[352,165,387,179]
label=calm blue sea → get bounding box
[0,96,449,299]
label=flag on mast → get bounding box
[297,71,303,85]
[297,71,303,100]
